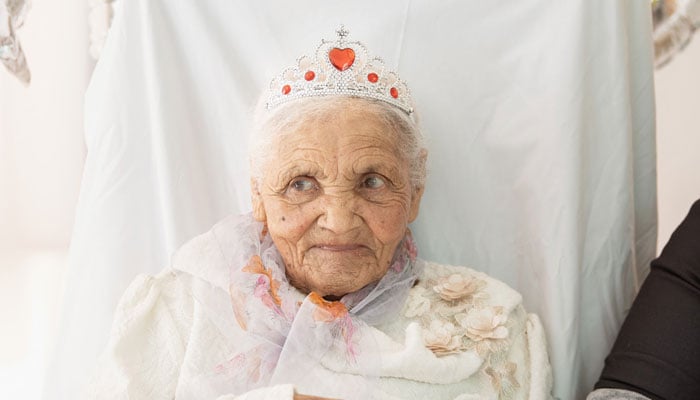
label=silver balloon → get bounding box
[653,0,700,68]
[0,0,31,84]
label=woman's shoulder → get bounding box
[370,260,551,396]
[111,269,195,329]
[392,260,531,357]
[417,260,524,312]
[167,214,247,289]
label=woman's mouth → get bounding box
[314,244,367,252]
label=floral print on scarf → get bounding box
[220,214,421,393]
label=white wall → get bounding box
[0,1,90,254]
[655,34,700,251]
[0,1,90,399]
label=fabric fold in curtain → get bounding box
[44,2,656,400]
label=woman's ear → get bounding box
[408,149,427,223]
[408,185,424,223]
[250,178,267,222]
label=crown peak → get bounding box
[336,25,350,41]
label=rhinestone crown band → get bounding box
[266,26,414,115]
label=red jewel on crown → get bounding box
[328,48,355,71]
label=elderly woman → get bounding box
[86,28,552,400]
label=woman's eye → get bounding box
[363,175,386,189]
[290,177,316,192]
[283,176,319,203]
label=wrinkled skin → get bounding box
[251,109,424,298]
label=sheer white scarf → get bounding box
[207,213,422,398]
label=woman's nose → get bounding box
[317,193,361,234]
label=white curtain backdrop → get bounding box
[45,1,657,400]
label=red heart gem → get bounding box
[329,47,355,71]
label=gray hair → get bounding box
[249,96,427,190]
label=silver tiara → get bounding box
[266,26,414,115]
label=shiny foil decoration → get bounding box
[653,0,700,68]
[0,0,31,84]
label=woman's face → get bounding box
[252,107,423,297]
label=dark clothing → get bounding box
[595,199,700,400]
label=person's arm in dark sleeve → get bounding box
[593,199,700,400]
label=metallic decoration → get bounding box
[0,0,31,84]
[653,0,700,68]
